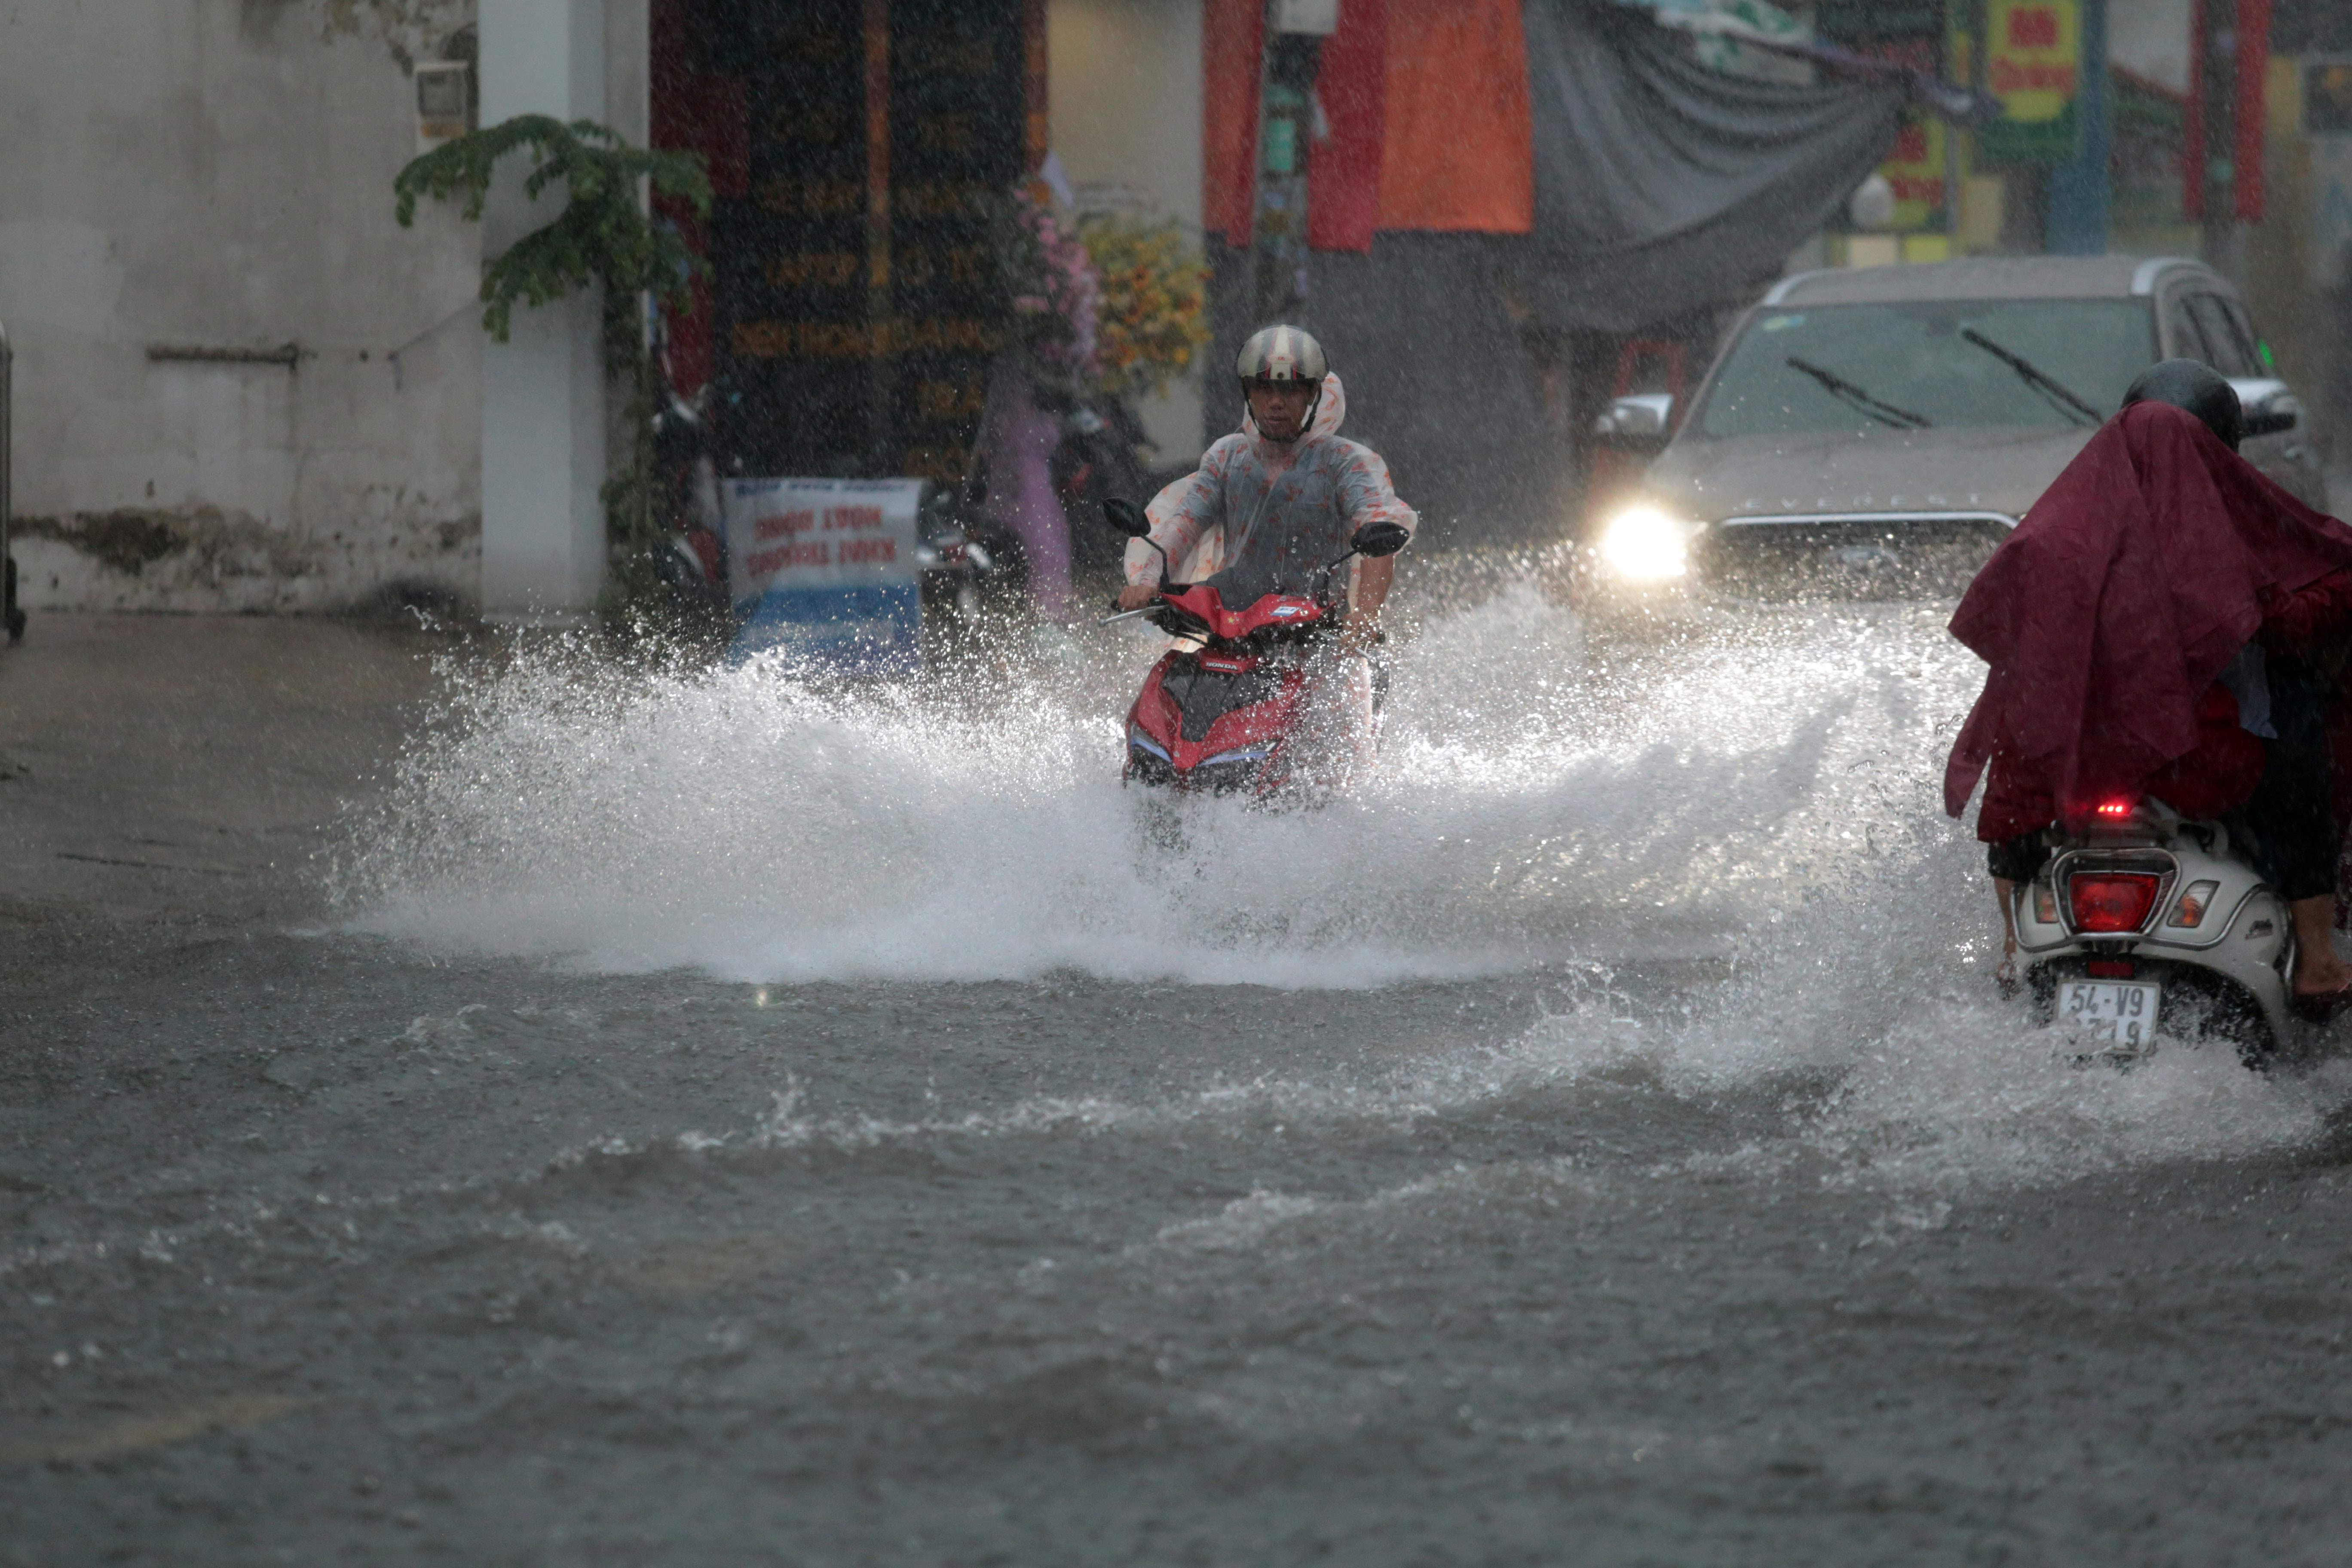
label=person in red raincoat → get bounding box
[1945,361,2352,1001]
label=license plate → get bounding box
[2056,980,2161,1049]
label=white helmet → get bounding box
[1236,325,1328,386]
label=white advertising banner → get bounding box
[723,477,925,603]
[721,478,926,673]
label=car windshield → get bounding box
[1694,299,2158,439]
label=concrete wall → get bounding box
[1047,0,1207,466]
[0,0,485,613]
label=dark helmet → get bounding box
[2122,358,2244,450]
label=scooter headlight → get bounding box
[1597,505,1690,583]
[1127,729,1171,763]
[1201,747,1270,767]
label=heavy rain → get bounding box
[7,2,2352,1563]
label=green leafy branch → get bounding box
[394,114,711,343]
[396,116,718,634]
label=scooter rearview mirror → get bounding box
[1102,498,1152,538]
[1351,521,1411,559]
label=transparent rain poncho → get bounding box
[1124,374,1418,789]
[1123,374,1418,613]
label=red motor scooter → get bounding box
[1098,499,1410,799]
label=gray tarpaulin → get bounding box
[1519,0,1907,332]
[1204,0,1908,538]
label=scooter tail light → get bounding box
[2094,797,2137,821]
[2166,879,2220,928]
[2068,872,2162,934]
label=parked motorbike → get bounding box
[1099,498,1409,800]
[1053,397,1161,577]
[2007,796,2295,1066]
[642,364,1153,638]
[913,479,1028,628]
[639,389,734,628]
[636,387,1027,644]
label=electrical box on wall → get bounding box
[414,62,472,152]
[2310,59,2352,137]
[1276,0,1339,35]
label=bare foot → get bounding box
[2289,894,2352,995]
[2295,955,2352,996]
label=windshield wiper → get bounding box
[1783,356,1932,431]
[1959,328,2102,426]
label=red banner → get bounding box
[649,0,748,396]
[1204,0,1263,247]
[2184,0,2272,224]
[1203,0,1531,248]
[1376,0,1532,233]
[2236,0,2269,222]
[1307,0,1388,252]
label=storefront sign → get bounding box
[1976,0,2081,165]
[724,477,925,674]
[1821,0,1947,223]
[716,2,1025,487]
[1875,113,1949,230]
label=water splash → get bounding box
[326,585,2352,1197]
[1499,820,2350,1196]
[333,589,1981,987]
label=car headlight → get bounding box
[1597,505,1690,583]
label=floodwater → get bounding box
[6,578,2352,1565]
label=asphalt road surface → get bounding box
[5,591,2352,1566]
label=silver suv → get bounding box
[1586,256,2322,605]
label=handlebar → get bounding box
[1100,588,1353,651]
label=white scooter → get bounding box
[2008,797,2295,1065]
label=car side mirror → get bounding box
[2229,377,2301,439]
[1594,392,1674,451]
[1102,497,1152,537]
[1351,521,1412,559]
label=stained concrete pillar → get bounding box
[478,0,611,622]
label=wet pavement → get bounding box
[5,598,2352,1565]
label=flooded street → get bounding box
[7,585,2352,1565]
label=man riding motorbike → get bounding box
[1948,360,2352,1006]
[1114,325,1418,780]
